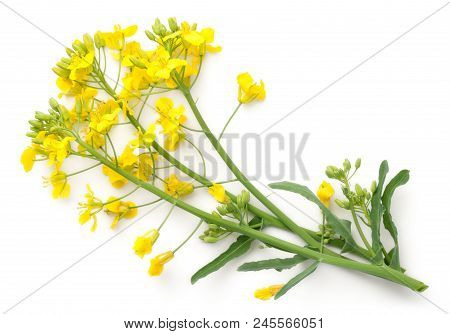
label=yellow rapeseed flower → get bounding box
[44,170,70,199]
[254,284,284,300]
[104,197,138,229]
[164,174,194,198]
[133,229,160,258]
[237,72,266,104]
[148,251,174,276]
[42,135,75,167]
[78,184,103,231]
[316,181,335,207]
[100,24,138,50]
[208,183,229,203]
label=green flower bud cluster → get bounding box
[27,98,70,142]
[325,158,361,182]
[199,214,229,243]
[317,223,336,244]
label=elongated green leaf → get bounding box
[191,217,261,284]
[191,235,253,284]
[370,160,389,264]
[237,254,308,272]
[382,169,409,270]
[269,182,357,250]
[275,261,320,300]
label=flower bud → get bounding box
[52,66,70,78]
[355,184,364,197]
[145,30,156,41]
[26,132,37,138]
[129,56,147,69]
[202,236,219,243]
[325,166,337,178]
[355,158,361,169]
[28,120,43,129]
[32,138,43,145]
[35,111,52,121]
[335,199,350,209]
[370,181,377,193]
[94,31,105,48]
[237,191,250,209]
[343,159,351,172]
[49,98,60,110]
[217,205,228,216]
[168,17,179,32]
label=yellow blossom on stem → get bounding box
[44,170,70,199]
[104,197,138,229]
[78,184,103,231]
[164,174,194,198]
[20,131,47,172]
[146,47,187,81]
[208,183,229,203]
[148,251,174,276]
[42,135,75,167]
[100,24,138,50]
[317,181,335,207]
[237,72,266,104]
[133,229,160,258]
[254,284,284,300]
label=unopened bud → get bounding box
[355,158,361,169]
[168,17,179,32]
[145,30,156,41]
[26,132,37,138]
[94,31,105,48]
[52,66,70,78]
[335,199,350,209]
[28,120,43,128]
[35,112,52,121]
[49,98,60,110]
[129,56,147,69]
[343,159,351,172]
[355,184,364,196]
[217,205,228,216]
[202,236,219,243]
[371,181,377,193]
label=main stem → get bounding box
[179,85,323,250]
[75,134,428,292]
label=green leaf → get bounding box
[382,169,409,270]
[269,182,357,250]
[191,217,261,284]
[237,254,308,272]
[370,160,389,264]
[275,261,320,300]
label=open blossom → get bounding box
[98,24,137,50]
[164,174,194,198]
[78,184,103,232]
[104,197,138,229]
[237,72,266,104]
[42,135,75,167]
[44,170,70,199]
[208,183,229,203]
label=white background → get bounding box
[0,0,449,332]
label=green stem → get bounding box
[75,135,427,292]
[179,85,323,250]
[218,103,242,140]
[173,219,203,253]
